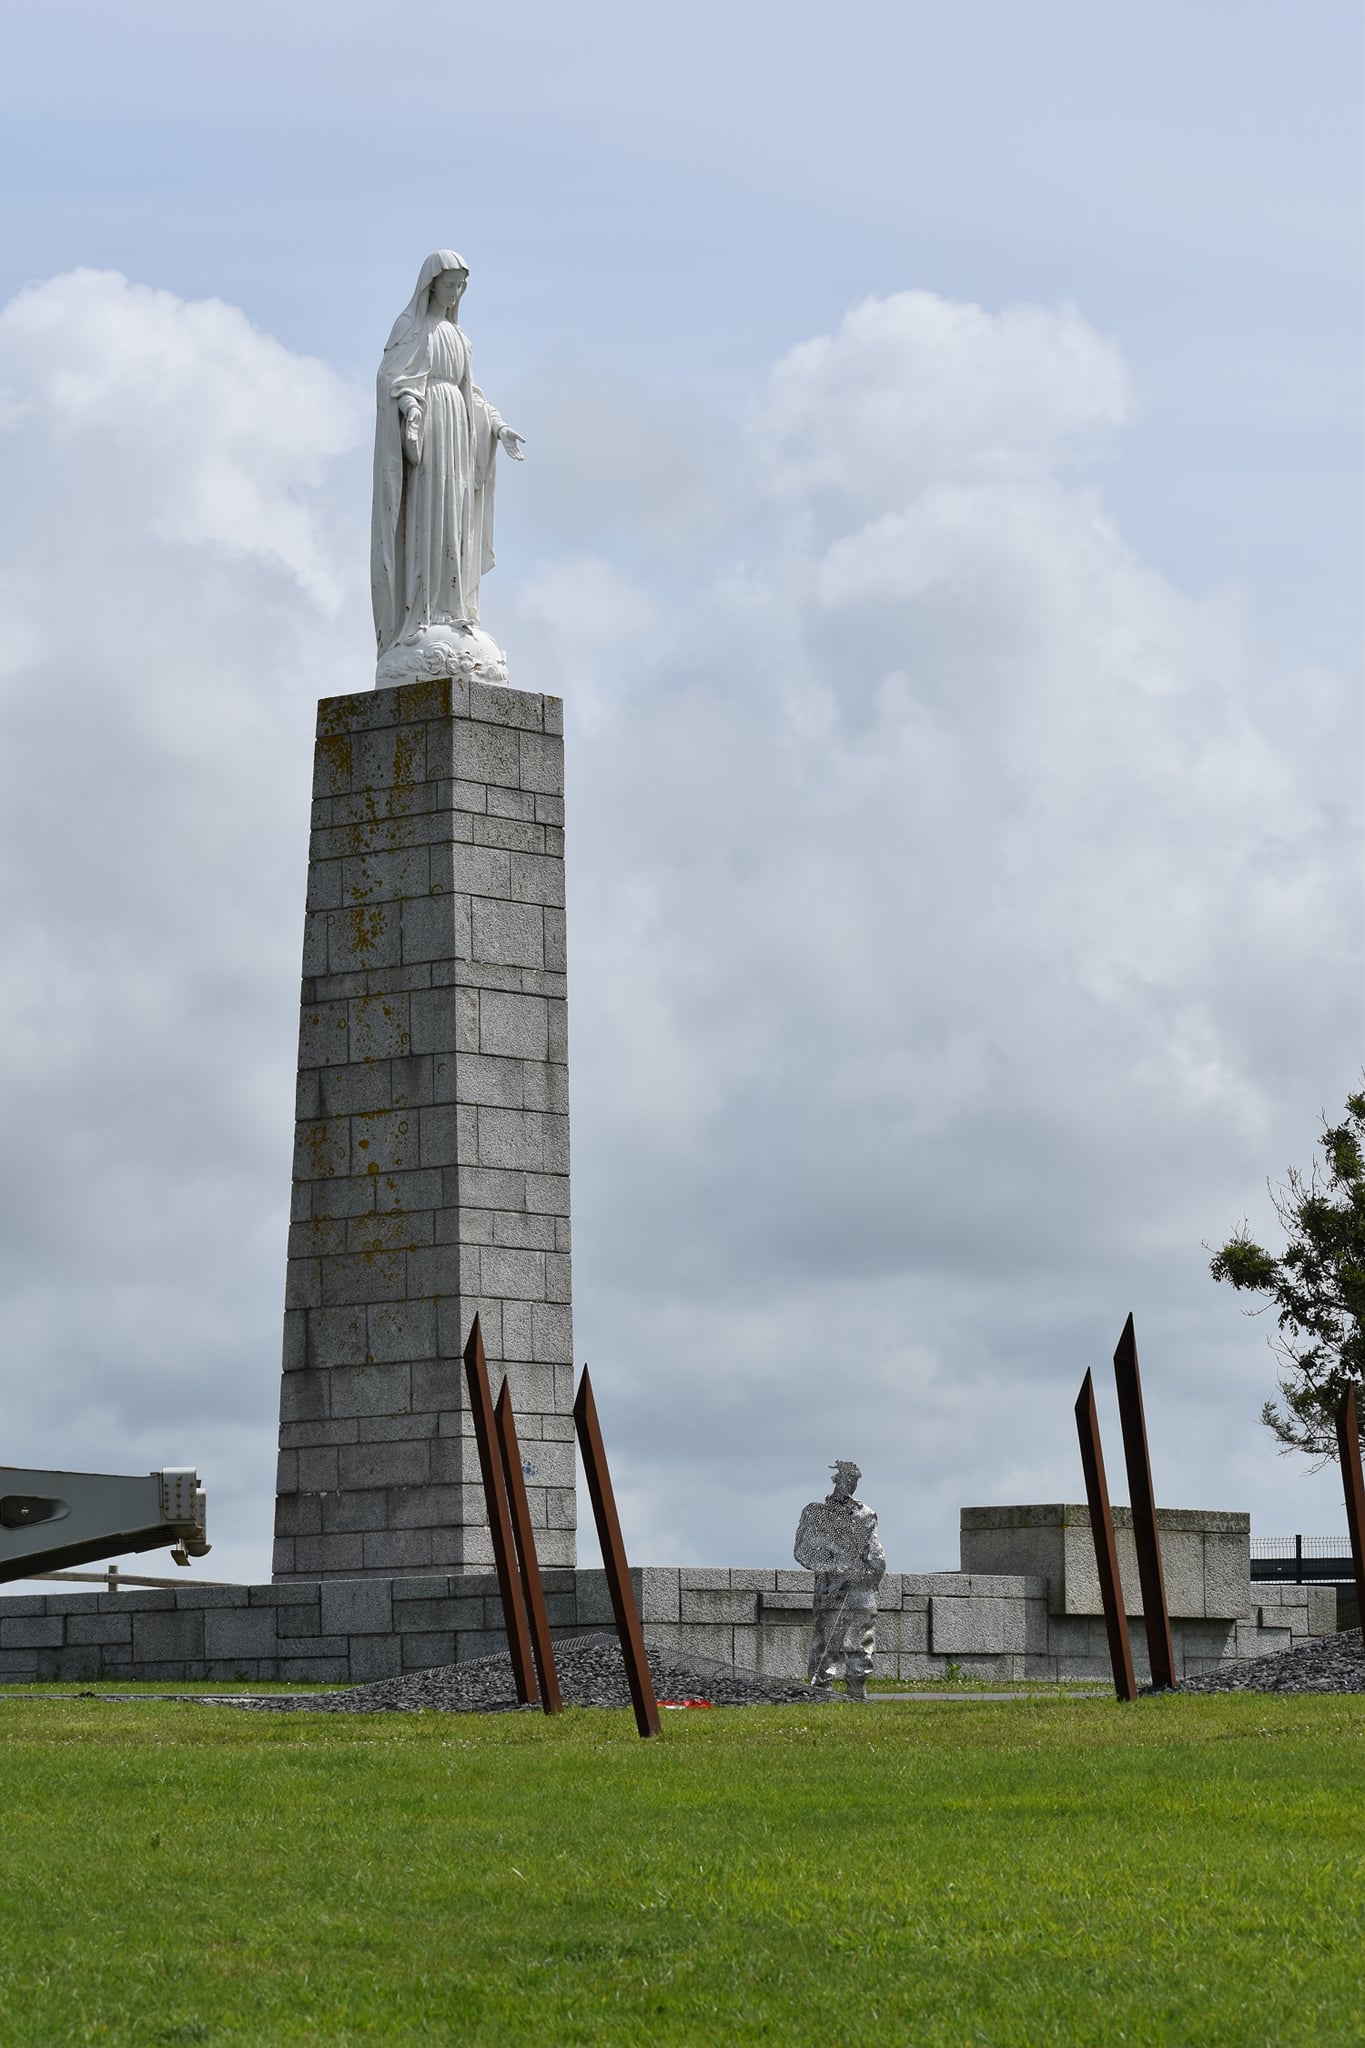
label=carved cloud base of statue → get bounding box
[375,620,509,690]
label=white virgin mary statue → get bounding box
[371,251,524,687]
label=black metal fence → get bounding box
[1250,1535,1354,1584]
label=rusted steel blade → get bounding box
[494,1377,563,1715]
[573,1365,660,1739]
[462,1315,537,1705]
[1112,1312,1176,1691]
[1334,1384,1365,1637]
[1074,1367,1138,1702]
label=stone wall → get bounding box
[0,1575,579,1687]
[0,1567,1336,1687]
[628,1567,1336,1684]
[276,675,576,1581]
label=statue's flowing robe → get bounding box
[371,306,505,658]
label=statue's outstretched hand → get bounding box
[401,406,423,465]
[498,424,526,461]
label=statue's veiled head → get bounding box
[430,267,468,315]
[415,250,469,317]
[379,252,472,372]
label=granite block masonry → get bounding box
[959,1505,1250,1620]
[0,1565,1336,1686]
[274,674,576,1580]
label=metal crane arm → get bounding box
[0,1465,209,1584]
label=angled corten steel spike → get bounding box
[462,1315,537,1705]
[1334,1384,1365,1637]
[1112,1312,1176,1691]
[495,1377,563,1715]
[573,1366,661,1739]
[1075,1367,1138,1702]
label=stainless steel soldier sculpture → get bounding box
[793,1460,886,1701]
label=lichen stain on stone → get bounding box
[386,726,425,818]
[345,903,388,962]
[399,675,453,723]
[303,1214,342,1251]
[355,1234,417,1267]
[349,992,411,1060]
[301,1120,341,1179]
[317,694,359,738]
[353,1217,422,1260]
[341,785,389,861]
[315,732,354,794]
[304,1010,347,1039]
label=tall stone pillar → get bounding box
[273,675,576,1579]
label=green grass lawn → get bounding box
[1,1691,1361,2047]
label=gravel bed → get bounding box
[1180,1626,1365,1694]
[220,1633,821,1715]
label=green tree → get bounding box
[1209,1087,1365,1462]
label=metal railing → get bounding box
[1250,1535,1354,1583]
[32,1565,236,1592]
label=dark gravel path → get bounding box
[1181,1626,1365,1694]
[223,1633,821,1715]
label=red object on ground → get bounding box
[659,1698,714,1709]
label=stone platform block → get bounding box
[760,1589,813,1614]
[680,1588,759,1626]
[930,1595,1013,1657]
[0,1616,64,1650]
[204,1609,279,1661]
[960,1505,1252,1619]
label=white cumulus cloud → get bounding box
[756,292,1130,519]
[0,272,1357,1585]
[509,288,1359,1566]
[0,271,369,1577]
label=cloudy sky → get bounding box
[0,2,1360,1587]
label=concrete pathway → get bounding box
[867,1689,1111,1702]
